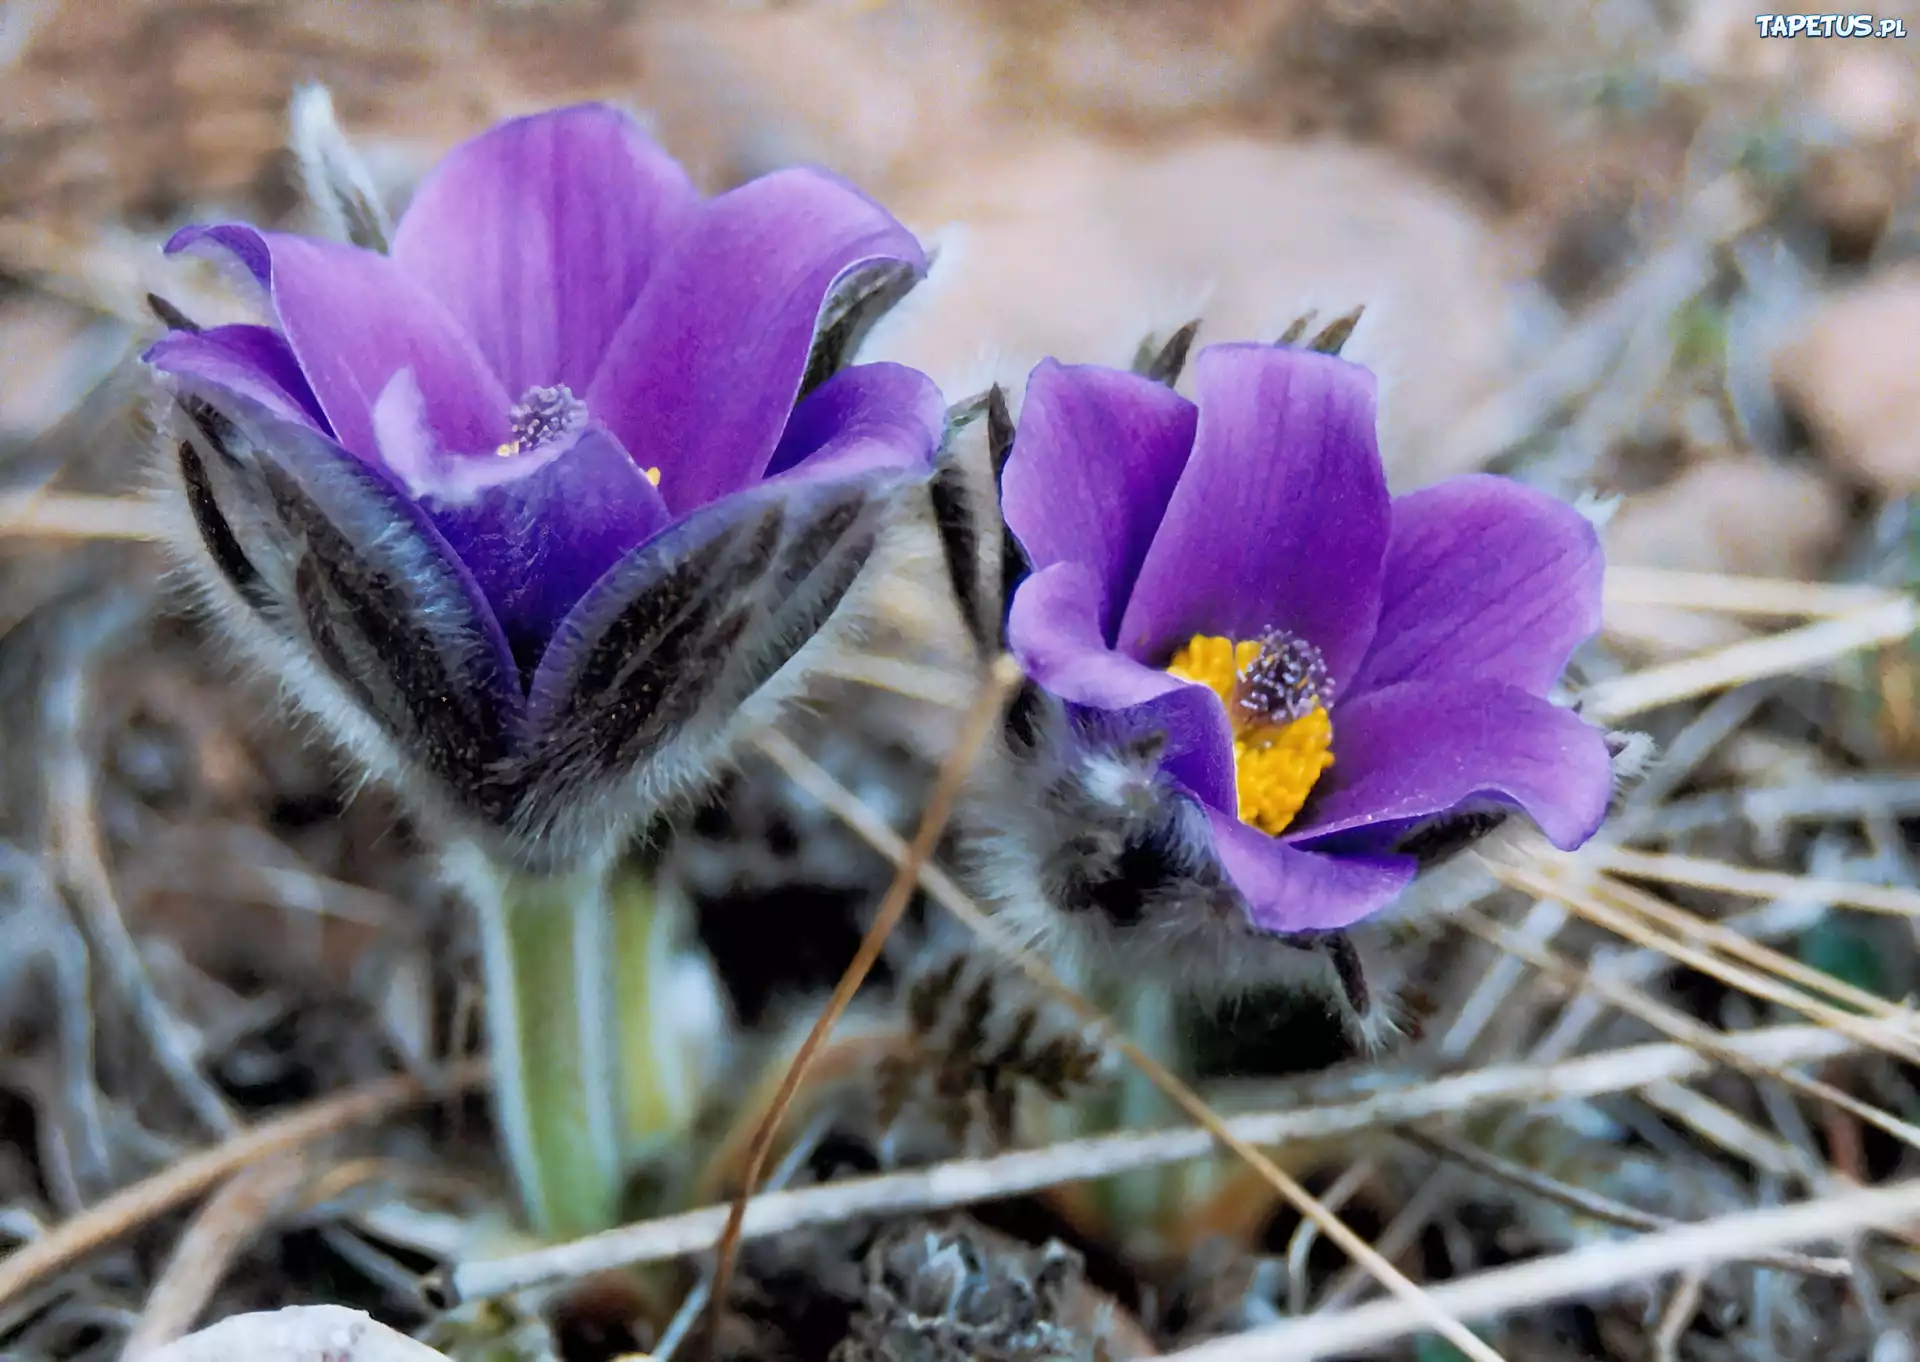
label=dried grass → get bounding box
[7,1,1920,1359]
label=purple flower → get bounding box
[999,342,1614,936]
[145,104,944,869]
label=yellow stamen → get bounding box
[644,466,662,486]
[1167,633,1335,837]
[494,441,517,458]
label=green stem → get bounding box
[469,855,626,1241]
[1099,985,1182,1243]
[459,846,722,1240]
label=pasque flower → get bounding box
[147,103,943,871]
[998,341,1614,935]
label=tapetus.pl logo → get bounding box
[1754,13,1909,35]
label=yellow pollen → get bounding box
[1166,633,1335,837]
[494,441,517,458]
[644,466,662,486]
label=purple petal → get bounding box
[1292,680,1613,851]
[390,104,700,397]
[586,168,925,515]
[524,471,893,771]
[144,324,330,431]
[1118,344,1390,690]
[764,362,945,485]
[413,423,674,674]
[1205,810,1417,934]
[1344,476,1605,700]
[1001,360,1199,643]
[167,224,511,466]
[1007,562,1237,811]
[168,380,525,772]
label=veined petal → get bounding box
[764,362,945,485]
[1292,680,1613,851]
[1002,360,1199,644]
[145,324,329,431]
[1119,344,1390,690]
[586,168,925,515]
[1345,475,1605,700]
[1008,562,1237,812]
[1205,810,1417,934]
[166,224,511,467]
[390,104,701,396]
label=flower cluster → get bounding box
[148,99,1617,992]
[149,104,942,872]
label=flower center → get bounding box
[1166,629,1334,836]
[496,384,588,457]
[494,384,661,485]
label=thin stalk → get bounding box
[1101,986,1183,1244]
[468,857,626,1241]
[461,846,719,1241]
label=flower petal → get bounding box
[518,471,900,840]
[145,324,329,431]
[1205,810,1417,934]
[1292,680,1613,851]
[1345,476,1605,700]
[1118,344,1390,689]
[413,423,674,676]
[160,379,524,821]
[764,362,945,485]
[1010,561,1197,711]
[585,168,925,515]
[390,104,700,396]
[1008,562,1236,811]
[167,224,511,465]
[1001,360,1199,643]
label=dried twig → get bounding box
[1160,1178,1920,1362]
[0,492,167,541]
[439,1024,1875,1302]
[1592,847,1920,918]
[1583,597,1920,724]
[120,1154,319,1359]
[1653,1270,1707,1362]
[0,1060,486,1308]
[1602,568,1901,619]
[44,611,237,1138]
[814,654,974,709]
[1458,907,1920,1153]
[701,654,1024,1350]
[1401,1130,1848,1277]
[1505,862,1920,1064]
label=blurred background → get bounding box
[9,0,1920,582]
[7,2,1920,1359]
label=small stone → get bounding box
[1776,265,1920,496]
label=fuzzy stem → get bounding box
[1100,985,1183,1243]
[470,859,626,1241]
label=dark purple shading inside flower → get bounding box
[1000,343,1613,935]
[145,103,938,676]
